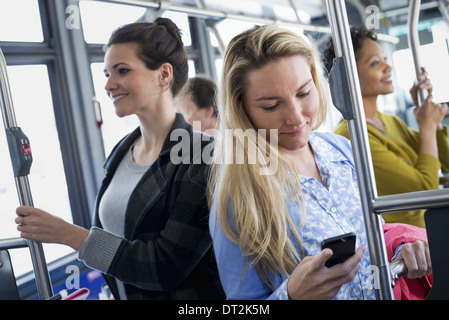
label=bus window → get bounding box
[215,19,262,46]
[162,11,192,46]
[188,60,196,78]
[0,0,43,42]
[79,1,146,44]
[209,29,219,48]
[391,22,449,128]
[0,65,73,275]
[215,58,223,82]
[393,22,449,106]
[206,0,263,18]
[80,2,193,46]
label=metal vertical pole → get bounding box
[325,0,395,299]
[0,48,53,300]
[408,0,425,105]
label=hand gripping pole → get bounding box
[0,48,53,300]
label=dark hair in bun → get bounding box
[105,17,188,96]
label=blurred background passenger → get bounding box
[323,26,449,228]
[176,76,218,133]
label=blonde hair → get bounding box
[208,24,328,288]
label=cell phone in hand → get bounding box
[321,232,356,268]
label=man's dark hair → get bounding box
[184,76,218,118]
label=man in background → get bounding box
[176,76,218,132]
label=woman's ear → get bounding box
[158,62,174,90]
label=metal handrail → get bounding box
[390,260,407,282]
[374,188,449,214]
[0,237,28,250]
[0,48,53,300]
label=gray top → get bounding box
[98,146,150,237]
[78,146,149,298]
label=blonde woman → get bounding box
[208,24,432,300]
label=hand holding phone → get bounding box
[321,232,356,268]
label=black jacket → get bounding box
[93,114,224,300]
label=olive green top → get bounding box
[334,111,449,228]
